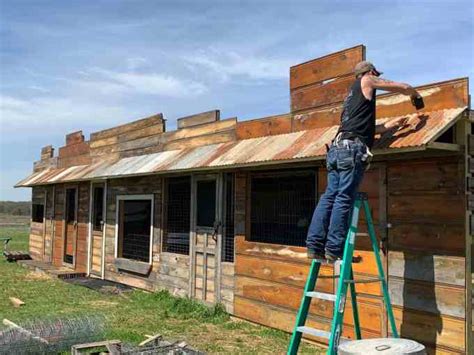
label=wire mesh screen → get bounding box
[118,199,152,262]
[0,316,105,354]
[222,173,235,262]
[163,177,191,255]
[250,171,316,247]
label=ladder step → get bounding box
[356,232,369,237]
[344,277,382,284]
[306,291,336,302]
[296,326,331,339]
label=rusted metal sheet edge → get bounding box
[15,146,428,188]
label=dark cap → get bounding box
[354,61,383,77]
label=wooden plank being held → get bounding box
[290,45,365,90]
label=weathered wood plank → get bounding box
[163,130,236,151]
[388,158,462,194]
[290,45,365,90]
[388,251,465,286]
[234,295,380,345]
[89,124,164,149]
[115,258,151,275]
[377,77,468,118]
[388,222,464,256]
[57,154,92,168]
[291,78,468,131]
[235,253,333,291]
[66,131,84,145]
[291,75,354,112]
[58,142,90,157]
[389,277,465,318]
[292,104,343,131]
[388,194,464,224]
[391,306,465,351]
[177,110,220,129]
[236,114,292,139]
[235,275,383,332]
[90,113,164,141]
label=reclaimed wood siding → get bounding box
[292,77,469,132]
[29,188,45,260]
[52,185,64,267]
[387,156,466,353]
[43,186,55,262]
[233,166,387,346]
[75,182,90,273]
[102,175,190,295]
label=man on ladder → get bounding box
[306,61,422,261]
[288,61,425,355]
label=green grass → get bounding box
[0,224,323,354]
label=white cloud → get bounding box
[126,56,149,70]
[74,68,207,97]
[0,94,126,136]
[184,47,295,82]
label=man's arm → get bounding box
[368,76,420,97]
[367,75,421,134]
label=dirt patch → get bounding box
[88,300,119,308]
[24,272,51,281]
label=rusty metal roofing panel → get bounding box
[167,144,223,171]
[15,107,466,187]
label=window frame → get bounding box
[31,203,45,223]
[114,194,154,265]
[248,169,318,247]
[92,186,105,232]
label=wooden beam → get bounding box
[290,45,365,90]
[90,113,164,141]
[177,110,220,129]
[427,142,461,151]
[291,75,354,113]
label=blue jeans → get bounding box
[306,139,368,257]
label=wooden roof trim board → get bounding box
[90,113,164,141]
[290,45,365,90]
[15,107,467,188]
[177,110,220,129]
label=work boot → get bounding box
[325,251,342,262]
[307,249,325,260]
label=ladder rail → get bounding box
[287,260,321,355]
[327,199,361,354]
[287,193,398,355]
[362,199,399,338]
[348,268,361,340]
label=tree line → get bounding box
[0,201,31,216]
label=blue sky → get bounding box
[1,0,473,201]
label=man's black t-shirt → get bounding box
[336,78,377,148]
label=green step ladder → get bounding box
[287,192,398,355]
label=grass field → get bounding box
[0,223,322,354]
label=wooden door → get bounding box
[191,174,223,303]
[90,184,105,276]
[63,187,78,266]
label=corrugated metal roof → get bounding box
[16,107,466,187]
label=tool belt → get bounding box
[325,131,373,170]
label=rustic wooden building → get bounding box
[16,45,472,354]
